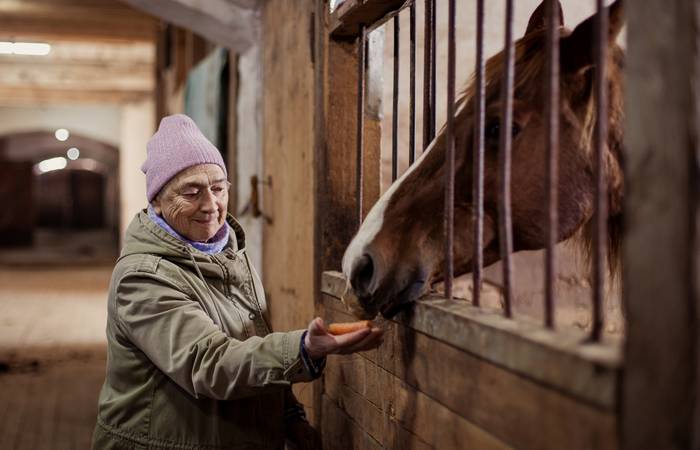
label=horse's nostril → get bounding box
[351,254,375,297]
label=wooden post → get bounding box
[623,1,700,448]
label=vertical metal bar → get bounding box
[544,0,560,329]
[356,24,366,227]
[409,1,416,165]
[392,15,400,182]
[591,0,608,341]
[472,0,485,307]
[422,0,435,150]
[498,0,515,318]
[430,0,436,140]
[444,0,456,300]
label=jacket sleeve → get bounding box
[113,271,314,401]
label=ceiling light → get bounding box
[55,128,69,141]
[67,147,80,160]
[0,41,51,56]
[38,157,67,173]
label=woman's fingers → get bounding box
[332,327,372,348]
[336,328,384,354]
[307,317,327,336]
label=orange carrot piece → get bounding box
[328,320,372,335]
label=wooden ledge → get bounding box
[322,270,623,410]
[330,0,411,39]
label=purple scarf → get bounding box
[147,206,230,255]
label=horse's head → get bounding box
[342,0,625,318]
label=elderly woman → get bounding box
[93,114,382,450]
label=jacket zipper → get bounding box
[242,251,271,334]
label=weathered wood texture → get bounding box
[331,0,410,38]
[323,271,621,409]
[122,0,259,52]
[623,1,700,449]
[0,0,156,42]
[321,290,619,449]
[261,0,319,422]
[322,39,381,271]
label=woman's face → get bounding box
[152,164,229,242]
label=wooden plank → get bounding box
[123,0,258,52]
[322,395,384,450]
[0,1,156,42]
[623,1,700,449]
[330,0,410,39]
[322,296,619,450]
[322,39,381,271]
[0,86,151,106]
[322,271,621,409]
[325,356,511,450]
[0,61,153,92]
[261,0,318,423]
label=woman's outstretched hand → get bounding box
[303,317,384,360]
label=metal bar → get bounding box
[444,0,456,300]
[544,0,560,329]
[591,0,608,341]
[422,0,435,150]
[430,0,436,141]
[472,0,485,307]
[356,24,366,227]
[392,15,400,182]
[409,1,416,165]
[498,0,515,318]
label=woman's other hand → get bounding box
[303,317,383,360]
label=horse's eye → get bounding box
[485,120,521,142]
[485,121,500,140]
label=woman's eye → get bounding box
[181,191,199,198]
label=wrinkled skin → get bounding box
[152,164,229,242]
[342,0,625,319]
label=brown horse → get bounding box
[342,0,625,318]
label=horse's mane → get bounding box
[452,28,625,282]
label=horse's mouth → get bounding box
[377,279,426,319]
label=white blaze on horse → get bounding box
[343,0,625,318]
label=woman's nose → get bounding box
[199,190,218,212]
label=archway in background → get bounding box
[0,130,119,264]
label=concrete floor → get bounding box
[0,266,111,449]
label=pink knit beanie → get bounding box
[141,114,227,202]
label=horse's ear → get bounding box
[561,0,624,74]
[525,0,563,36]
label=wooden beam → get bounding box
[0,61,153,92]
[322,271,621,410]
[121,0,258,52]
[330,0,409,39]
[0,87,151,106]
[0,1,156,42]
[623,1,700,449]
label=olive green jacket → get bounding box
[93,211,313,450]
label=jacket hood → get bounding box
[120,210,248,280]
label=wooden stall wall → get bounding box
[315,2,623,449]
[260,0,319,420]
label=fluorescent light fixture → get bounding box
[67,147,80,160]
[55,128,69,141]
[0,41,51,56]
[38,157,67,173]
